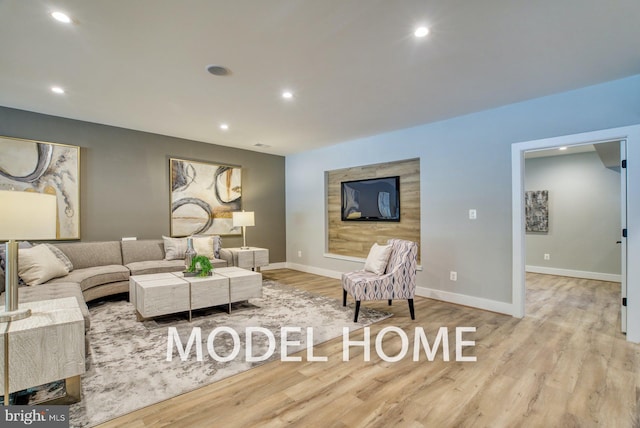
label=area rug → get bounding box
[65,280,391,427]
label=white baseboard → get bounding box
[415,286,514,316]
[526,265,621,282]
[284,263,515,316]
[285,262,343,279]
[260,262,287,271]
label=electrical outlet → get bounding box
[297,250,302,258]
[450,271,457,281]
[544,253,550,260]
[469,209,477,220]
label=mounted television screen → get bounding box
[341,176,400,221]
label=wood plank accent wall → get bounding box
[326,158,420,261]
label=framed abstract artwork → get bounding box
[0,136,81,240]
[169,158,242,236]
[525,190,549,233]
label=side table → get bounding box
[0,297,85,405]
[224,247,269,271]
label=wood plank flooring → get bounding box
[96,270,640,427]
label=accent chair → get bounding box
[342,238,418,322]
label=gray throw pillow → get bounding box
[0,241,32,286]
[163,236,188,260]
[44,244,74,272]
[212,235,222,259]
[0,241,33,271]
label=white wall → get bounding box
[525,152,621,280]
[285,74,640,314]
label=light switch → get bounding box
[469,209,477,220]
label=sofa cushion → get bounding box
[162,236,187,261]
[0,282,90,332]
[44,243,74,271]
[121,239,165,264]
[18,244,70,286]
[47,265,130,292]
[126,260,186,276]
[126,258,228,276]
[53,241,123,270]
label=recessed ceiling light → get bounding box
[282,91,293,99]
[51,86,65,94]
[51,11,72,23]
[220,123,229,130]
[414,26,429,38]
[558,146,568,151]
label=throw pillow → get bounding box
[0,241,32,271]
[364,243,392,275]
[163,236,188,260]
[192,236,215,259]
[212,235,222,259]
[18,244,70,286]
[0,267,4,293]
[44,244,74,272]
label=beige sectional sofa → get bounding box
[0,238,229,333]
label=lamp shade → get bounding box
[232,211,255,227]
[0,191,57,240]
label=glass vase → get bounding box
[185,237,197,271]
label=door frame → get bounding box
[511,125,640,342]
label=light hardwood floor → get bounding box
[97,270,640,427]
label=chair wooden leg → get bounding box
[388,299,392,306]
[408,299,415,320]
[354,301,361,322]
[343,289,347,306]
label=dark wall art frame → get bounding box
[525,190,549,233]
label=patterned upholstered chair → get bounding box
[342,239,418,322]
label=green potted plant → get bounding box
[186,255,213,277]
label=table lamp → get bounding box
[0,190,57,322]
[232,211,255,249]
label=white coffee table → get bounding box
[0,297,85,404]
[130,268,262,321]
[215,267,263,302]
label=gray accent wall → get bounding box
[0,106,286,262]
[286,74,640,305]
[525,152,621,275]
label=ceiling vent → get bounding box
[206,65,230,76]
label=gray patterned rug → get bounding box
[63,280,390,427]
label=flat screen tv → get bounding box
[341,176,400,221]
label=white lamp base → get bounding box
[0,308,31,323]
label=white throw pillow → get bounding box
[192,236,215,259]
[364,243,392,275]
[18,244,70,286]
[163,236,188,260]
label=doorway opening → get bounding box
[511,125,640,343]
[522,141,625,333]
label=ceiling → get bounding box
[1,1,639,156]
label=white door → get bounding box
[621,139,628,333]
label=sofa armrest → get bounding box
[219,248,234,266]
